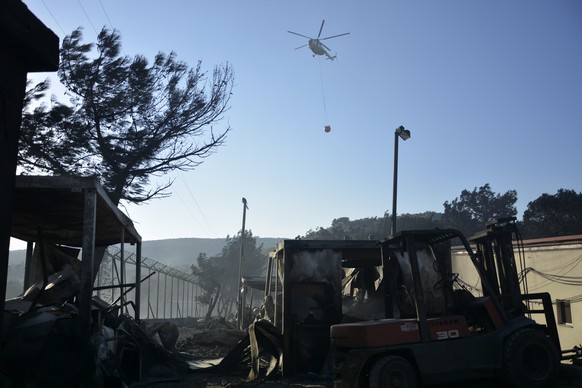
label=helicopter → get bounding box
[288,20,349,61]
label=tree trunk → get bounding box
[205,284,221,320]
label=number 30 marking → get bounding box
[436,329,460,340]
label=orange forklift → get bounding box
[330,218,561,387]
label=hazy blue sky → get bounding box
[19,0,582,244]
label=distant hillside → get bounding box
[8,237,285,268]
[133,237,283,267]
[138,238,228,266]
[6,237,284,299]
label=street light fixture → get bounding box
[391,125,411,237]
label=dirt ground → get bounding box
[136,373,331,388]
[136,367,582,388]
[136,343,330,387]
[138,324,331,388]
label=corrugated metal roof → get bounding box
[10,175,141,246]
[520,234,582,248]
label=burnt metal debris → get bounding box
[1,176,157,386]
[0,175,287,386]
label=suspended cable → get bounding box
[566,293,582,303]
[40,0,66,35]
[540,253,582,274]
[178,171,216,237]
[529,293,582,305]
[527,268,582,286]
[522,267,562,291]
[97,0,115,30]
[173,189,212,238]
[76,0,99,36]
[523,253,582,291]
[318,58,330,131]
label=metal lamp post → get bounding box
[391,125,411,237]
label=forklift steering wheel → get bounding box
[433,272,459,290]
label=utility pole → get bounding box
[237,197,248,329]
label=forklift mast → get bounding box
[468,217,525,318]
[469,217,560,349]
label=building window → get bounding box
[557,300,572,325]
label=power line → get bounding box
[97,0,115,30]
[524,254,582,291]
[537,254,582,274]
[173,189,212,237]
[40,0,66,35]
[76,0,99,35]
[179,171,216,237]
[527,268,582,287]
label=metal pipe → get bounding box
[135,242,142,321]
[120,231,125,314]
[147,267,152,319]
[110,254,114,303]
[163,273,168,318]
[182,278,186,318]
[156,271,160,318]
[185,280,189,317]
[170,275,174,318]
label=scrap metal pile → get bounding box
[0,291,190,386]
[0,266,286,387]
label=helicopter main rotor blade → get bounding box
[318,20,325,38]
[294,44,308,50]
[320,32,350,41]
[288,31,312,39]
[321,42,331,51]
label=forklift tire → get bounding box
[502,328,560,387]
[369,355,418,388]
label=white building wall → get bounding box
[451,237,582,352]
[520,242,582,351]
